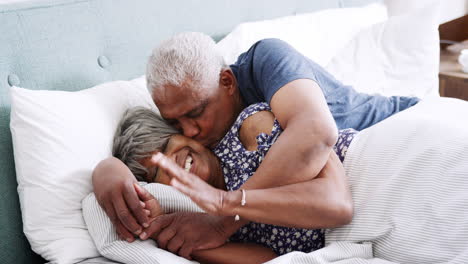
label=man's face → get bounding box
[153,70,239,148]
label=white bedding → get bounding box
[326,97,468,263]
[83,97,468,264]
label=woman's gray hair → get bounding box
[146,32,228,96]
[112,107,179,181]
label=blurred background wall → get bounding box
[385,0,468,23]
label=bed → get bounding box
[0,0,456,263]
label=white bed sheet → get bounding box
[327,97,468,263]
[83,98,468,264]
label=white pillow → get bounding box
[325,2,441,98]
[82,183,202,264]
[216,3,387,66]
[10,76,155,264]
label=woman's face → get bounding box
[141,134,222,186]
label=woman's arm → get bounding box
[223,152,353,229]
[134,185,277,263]
[238,110,276,151]
[151,150,353,229]
[192,243,277,264]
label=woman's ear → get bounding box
[219,69,236,95]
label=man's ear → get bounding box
[219,69,236,95]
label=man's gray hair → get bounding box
[146,32,228,96]
[112,107,179,182]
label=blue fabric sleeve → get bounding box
[231,38,317,105]
[230,38,420,131]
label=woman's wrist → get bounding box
[216,190,251,235]
[220,189,242,216]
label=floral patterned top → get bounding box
[212,103,357,255]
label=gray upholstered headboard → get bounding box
[0,0,379,263]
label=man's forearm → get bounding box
[242,115,335,189]
[192,242,277,264]
[217,101,339,233]
[244,78,338,189]
[92,157,151,241]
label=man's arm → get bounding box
[226,78,339,228]
[244,79,338,188]
[198,78,340,236]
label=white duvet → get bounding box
[83,97,468,264]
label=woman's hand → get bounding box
[150,152,231,216]
[134,183,164,220]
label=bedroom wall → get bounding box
[3,0,467,24]
[385,0,468,23]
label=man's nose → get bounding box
[180,119,200,138]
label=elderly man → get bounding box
[93,32,419,258]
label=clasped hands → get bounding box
[133,153,238,259]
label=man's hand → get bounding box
[92,157,150,242]
[140,212,233,260]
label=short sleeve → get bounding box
[232,39,318,105]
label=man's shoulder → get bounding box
[233,38,321,105]
[253,38,291,50]
[252,38,296,59]
[235,38,296,65]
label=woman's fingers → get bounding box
[151,152,225,215]
[134,183,155,202]
[151,152,207,190]
[171,176,223,215]
[170,178,197,198]
[134,183,164,218]
[151,153,192,185]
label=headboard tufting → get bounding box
[0,0,380,263]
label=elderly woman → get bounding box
[111,105,356,263]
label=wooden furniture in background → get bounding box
[439,15,468,101]
[439,14,468,49]
[439,49,468,100]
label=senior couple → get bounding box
[93,32,419,263]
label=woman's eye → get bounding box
[167,120,181,130]
[167,119,178,126]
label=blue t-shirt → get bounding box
[230,39,420,131]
